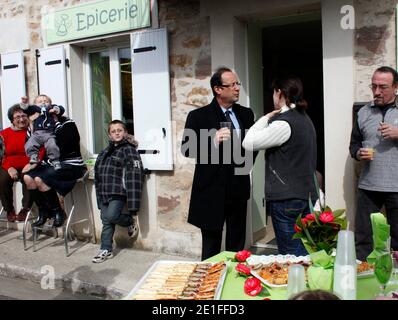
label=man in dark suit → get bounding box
[181,67,255,260]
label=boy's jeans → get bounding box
[100,199,133,251]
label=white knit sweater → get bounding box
[242,104,294,151]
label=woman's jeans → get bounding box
[267,199,310,256]
[100,199,133,251]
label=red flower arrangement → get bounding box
[292,174,347,256]
[293,205,347,255]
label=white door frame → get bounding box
[83,43,130,154]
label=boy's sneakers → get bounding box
[127,216,139,238]
[53,160,62,171]
[92,249,113,263]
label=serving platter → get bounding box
[250,269,289,288]
[247,254,311,266]
[248,255,375,286]
[247,255,311,288]
[357,270,374,278]
[356,260,375,278]
[125,260,227,300]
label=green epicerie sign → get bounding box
[44,0,151,44]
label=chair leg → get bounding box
[64,192,75,257]
[0,207,6,231]
[64,225,69,256]
[64,216,72,257]
[84,181,96,244]
[23,209,33,250]
[33,227,37,252]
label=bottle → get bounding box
[333,230,357,300]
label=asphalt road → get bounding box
[0,275,99,300]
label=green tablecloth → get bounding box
[206,251,398,300]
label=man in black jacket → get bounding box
[181,67,255,260]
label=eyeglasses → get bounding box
[219,82,242,89]
[369,84,392,91]
[13,115,27,120]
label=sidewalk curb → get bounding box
[0,262,128,299]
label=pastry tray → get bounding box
[124,260,227,300]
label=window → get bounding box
[84,28,173,170]
[85,45,133,154]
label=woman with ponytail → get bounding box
[242,75,317,256]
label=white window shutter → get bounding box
[131,28,173,170]
[0,51,26,129]
[37,46,68,112]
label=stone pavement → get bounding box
[0,228,195,300]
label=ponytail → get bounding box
[294,98,308,111]
[272,75,308,111]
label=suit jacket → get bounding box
[181,98,255,230]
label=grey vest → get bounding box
[357,102,398,192]
[265,108,317,201]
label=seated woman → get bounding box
[0,104,33,222]
[23,94,86,228]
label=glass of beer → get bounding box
[363,142,375,160]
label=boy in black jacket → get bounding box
[93,120,144,263]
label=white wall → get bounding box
[0,18,29,52]
[321,0,356,226]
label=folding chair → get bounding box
[23,170,96,256]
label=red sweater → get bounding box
[0,127,29,171]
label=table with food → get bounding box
[125,251,398,300]
[206,251,398,300]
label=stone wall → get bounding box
[0,0,96,102]
[355,0,397,101]
[0,0,209,257]
[157,0,211,238]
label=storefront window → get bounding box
[87,45,134,154]
[89,51,112,154]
